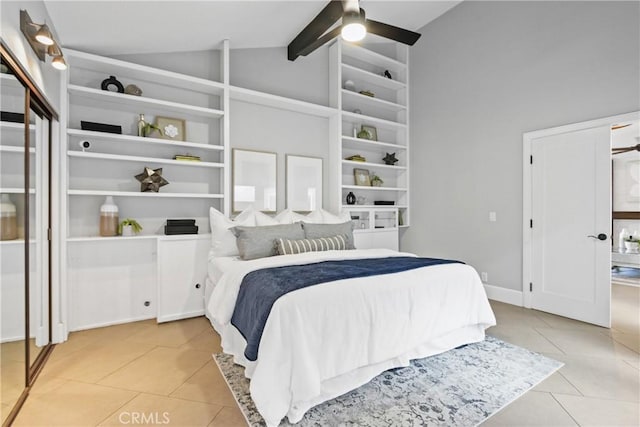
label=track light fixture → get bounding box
[20,9,66,70]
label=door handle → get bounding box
[587,233,608,241]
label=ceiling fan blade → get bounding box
[366,19,421,45]
[288,1,344,61]
[299,26,343,57]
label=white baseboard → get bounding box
[484,284,523,307]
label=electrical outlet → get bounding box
[489,212,497,222]
[481,272,488,283]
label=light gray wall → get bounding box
[113,47,330,213]
[404,1,640,291]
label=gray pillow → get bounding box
[231,223,304,260]
[277,234,348,255]
[301,221,355,249]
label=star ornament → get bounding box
[135,167,169,192]
[383,152,398,166]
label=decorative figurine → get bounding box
[125,84,143,96]
[383,152,399,165]
[101,75,124,93]
[346,192,356,205]
[135,167,169,192]
[383,69,392,79]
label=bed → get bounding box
[205,247,496,426]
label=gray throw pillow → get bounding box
[277,234,348,255]
[231,223,304,260]
[301,221,355,249]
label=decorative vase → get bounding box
[121,225,133,236]
[137,114,146,137]
[0,194,18,240]
[624,240,639,253]
[344,80,356,91]
[618,228,628,251]
[346,192,356,205]
[99,196,119,237]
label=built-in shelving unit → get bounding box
[329,39,410,236]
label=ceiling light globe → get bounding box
[51,56,67,70]
[341,22,366,42]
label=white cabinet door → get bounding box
[157,237,209,323]
[354,229,398,250]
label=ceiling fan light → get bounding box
[35,24,54,45]
[342,22,366,42]
[51,55,67,70]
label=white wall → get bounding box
[404,1,640,291]
[1,0,61,109]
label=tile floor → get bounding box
[10,284,639,426]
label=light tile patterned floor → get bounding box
[12,285,639,426]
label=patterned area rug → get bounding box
[214,336,562,426]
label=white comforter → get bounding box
[207,249,496,426]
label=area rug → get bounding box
[214,336,562,426]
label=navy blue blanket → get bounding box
[231,256,462,361]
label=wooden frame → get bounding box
[232,148,277,213]
[155,116,186,141]
[286,155,323,212]
[354,168,371,186]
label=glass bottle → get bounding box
[137,113,146,137]
[0,194,18,240]
[99,196,119,237]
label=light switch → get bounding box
[489,212,497,222]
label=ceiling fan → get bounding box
[288,0,422,61]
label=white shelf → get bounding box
[341,136,407,151]
[69,85,224,118]
[343,205,405,209]
[229,86,336,118]
[67,129,224,152]
[342,160,407,170]
[341,64,406,91]
[68,151,224,169]
[342,185,407,192]
[68,190,224,199]
[0,122,34,131]
[342,111,407,130]
[66,48,225,96]
[0,188,35,194]
[342,43,407,75]
[342,90,406,112]
[67,233,212,243]
[0,145,35,154]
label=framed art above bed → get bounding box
[286,155,323,212]
[233,149,277,213]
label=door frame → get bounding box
[522,110,640,309]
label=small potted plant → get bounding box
[119,218,143,236]
[624,235,639,253]
[142,122,163,138]
[371,174,384,187]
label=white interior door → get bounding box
[531,125,611,327]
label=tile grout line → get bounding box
[531,326,567,355]
[549,392,582,426]
[93,391,141,427]
[92,344,162,385]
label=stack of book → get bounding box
[174,155,201,162]
[345,154,366,162]
[164,219,198,235]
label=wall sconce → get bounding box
[20,9,67,70]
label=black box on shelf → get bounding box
[1,111,25,123]
[80,120,122,134]
[166,219,196,227]
[374,201,395,205]
[164,225,199,235]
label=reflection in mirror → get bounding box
[0,70,27,424]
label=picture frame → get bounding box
[354,168,371,186]
[155,116,186,141]
[286,155,323,212]
[232,149,277,213]
[360,125,377,141]
[612,155,640,219]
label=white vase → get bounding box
[618,228,629,251]
[624,241,639,253]
[121,225,133,237]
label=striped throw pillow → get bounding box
[276,234,348,255]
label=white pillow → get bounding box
[255,210,279,226]
[320,209,352,224]
[275,209,308,224]
[209,207,257,257]
[303,210,325,223]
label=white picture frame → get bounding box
[233,149,277,213]
[286,155,323,212]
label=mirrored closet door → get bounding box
[0,41,56,427]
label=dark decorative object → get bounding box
[346,191,356,205]
[359,90,375,97]
[1,112,25,123]
[165,219,198,235]
[383,69,392,79]
[125,84,142,96]
[101,75,124,93]
[383,152,399,165]
[135,167,169,192]
[374,201,395,205]
[81,120,122,134]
